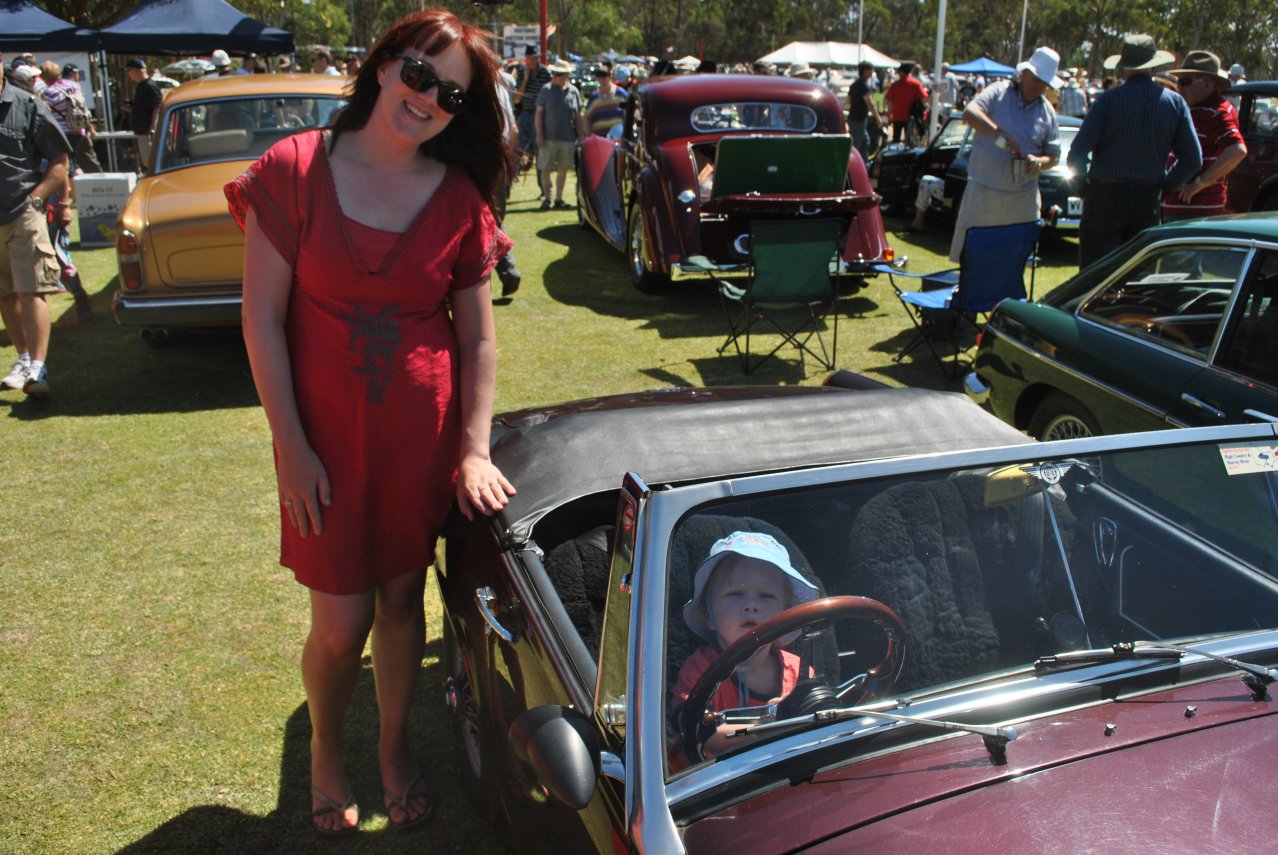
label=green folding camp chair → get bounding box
[717,218,844,374]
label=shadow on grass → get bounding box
[116,643,507,855]
[1,279,259,420]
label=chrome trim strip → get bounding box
[981,324,1178,425]
[1206,246,1257,363]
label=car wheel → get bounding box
[1029,392,1100,441]
[443,620,497,818]
[628,205,671,292]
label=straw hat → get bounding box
[547,59,573,74]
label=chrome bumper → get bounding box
[963,371,990,406]
[112,292,242,328]
[671,256,908,282]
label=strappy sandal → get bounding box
[383,774,434,833]
[311,785,359,838]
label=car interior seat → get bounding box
[843,473,1059,691]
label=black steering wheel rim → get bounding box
[678,595,905,764]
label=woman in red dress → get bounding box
[225,8,516,837]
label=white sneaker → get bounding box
[22,364,49,398]
[1,361,27,390]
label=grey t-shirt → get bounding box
[536,82,582,142]
[1,80,73,224]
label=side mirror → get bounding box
[509,705,602,809]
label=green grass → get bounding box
[0,173,1081,853]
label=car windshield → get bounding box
[156,96,346,171]
[663,434,1278,776]
[690,102,818,133]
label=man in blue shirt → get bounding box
[1068,34,1201,270]
[947,46,1061,261]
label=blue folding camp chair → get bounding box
[715,218,844,374]
[882,220,1041,378]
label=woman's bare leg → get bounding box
[303,588,375,832]
[371,568,430,823]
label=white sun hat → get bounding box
[682,531,818,640]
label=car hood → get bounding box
[682,675,1276,854]
[129,161,249,288]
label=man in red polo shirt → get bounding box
[1162,50,1246,221]
[884,62,928,144]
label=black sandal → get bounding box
[311,785,359,838]
[383,774,434,833]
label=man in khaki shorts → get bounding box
[534,59,581,210]
[1,60,73,398]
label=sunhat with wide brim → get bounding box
[682,531,819,641]
[1103,33,1174,71]
[547,59,573,74]
[1016,45,1063,89]
[1169,50,1230,84]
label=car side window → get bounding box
[1078,246,1247,359]
[1215,250,1278,387]
[1250,95,1278,135]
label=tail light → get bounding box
[117,230,142,291]
[882,246,895,262]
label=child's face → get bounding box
[705,557,790,647]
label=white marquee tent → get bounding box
[758,41,899,69]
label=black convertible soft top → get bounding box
[490,386,1032,544]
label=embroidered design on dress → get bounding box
[341,305,401,404]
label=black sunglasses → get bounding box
[395,53,467,115]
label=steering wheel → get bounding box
[1110,312,1197,348]
[679,595,905,764]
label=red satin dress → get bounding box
[226,130,511,594]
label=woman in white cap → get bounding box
[671,531,819,761]
[946,46,1061,260]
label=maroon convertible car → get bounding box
[575,74,898,291]
[438,377,1278,853]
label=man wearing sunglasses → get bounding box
[1162,50,1246,221]
[534,59,581,210]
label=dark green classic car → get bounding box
[965,214,1278,440]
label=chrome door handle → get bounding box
[1243,409,1278,424]
[1180,393,1226,419]
[474,586,518,643]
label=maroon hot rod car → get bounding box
[575,74,898,291]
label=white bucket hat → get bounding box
[210,49,232,68]
[682,531,818,641]
[1017,46,1063,89]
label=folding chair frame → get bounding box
[882,220,1041,379]
[714,219,843,375]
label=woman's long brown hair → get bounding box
[331,7,516,208]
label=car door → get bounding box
[1074,242,1250,429]
[1228,89,1278,212]
[1178,248,1278,425]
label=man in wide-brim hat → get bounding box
[1102,33,1174,71]
[1068,34,1201,269]
[1162,50,1247,221]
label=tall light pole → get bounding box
[1018,0,1029,63]
[928,0,948,142]
[857,0,864,65]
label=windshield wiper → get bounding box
[1036,640,1277,701]
[730,704,1018,763]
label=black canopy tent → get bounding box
[98,0,293,55]
[0,0,98,52]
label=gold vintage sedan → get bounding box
[113,75,347,345]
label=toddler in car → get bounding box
[671,531,818,759]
